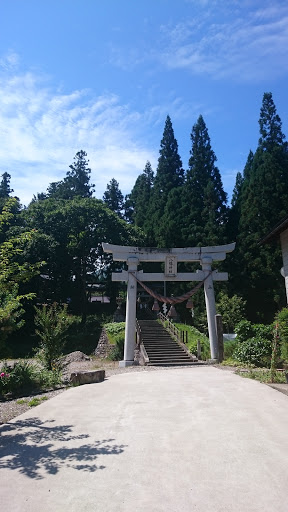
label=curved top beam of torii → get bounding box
[102,242,236,262]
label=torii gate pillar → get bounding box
[202,256,218,360]
[119,257,138,367]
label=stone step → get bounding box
[147,361,198,366]
[143,342,181,347]
[138,319,196,365]
[145,348,184,353]
[144,349,187,354]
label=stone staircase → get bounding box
[138,319,198,366]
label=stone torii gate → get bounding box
[103,242,235,367]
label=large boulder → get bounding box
[70,369,105,385]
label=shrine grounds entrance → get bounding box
[103,242,235,366]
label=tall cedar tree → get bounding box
[148,115,184,246]
[103,178,124,218]
[0,172,13,199]
[125,161,154,227]
[236,92,288,321]
[182,115,227,247]
[227,150,253,243]
[47,150,95,199]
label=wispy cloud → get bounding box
[0,65,158,204]
[158,2,288,81]
[0,50,19,71]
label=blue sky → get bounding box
[1,0,288,205]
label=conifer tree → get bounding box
[47,150,95,199]
[182,115,227,246]
[0,172,13,198]
[148,115,184,246]
[125,161,154,227]
[237,93,288,320]
[243,149,254,180]
[103,178,124,218]
[226,151,253,244]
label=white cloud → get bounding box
[158,3,288,81]
[0,67,158,204]
[0,50,19,71]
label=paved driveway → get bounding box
[0,367,288,512]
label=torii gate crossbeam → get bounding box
[102,243,235,366]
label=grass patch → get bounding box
[28,396,48,407]
[220,358,250,367]
[236,368,286,384]
[175,323,210,360]
[16,395,49,407]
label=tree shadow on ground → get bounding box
[0,417,126,479]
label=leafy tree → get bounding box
[24,197,144,323]
[103,178,124,217]
[0,199,43,289]
[0,198,43,353]
[47,150,95,200]
[182,115,228,246]
[216,292,246,333]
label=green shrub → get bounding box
[234,320,255,343]
[109,334,125,361]
[0,368,11,394]
[0,360,37,394]
[0,360,62,396]
[34,303,74,370]
[275,307,288,362]
[104,322,125,345]
[234,320,273,344]
[35,367,62,388]
[233,320,273,367]
[223,339,238,359]
[233,337,272,367]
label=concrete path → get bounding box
[0,366,288,512]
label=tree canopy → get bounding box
[47,150,95,200]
